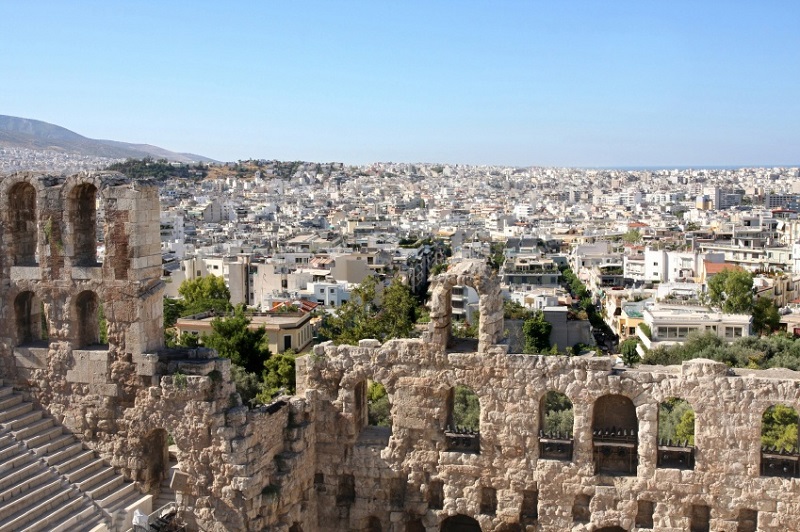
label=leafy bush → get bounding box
[452,385,480,431]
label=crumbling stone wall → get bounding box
[0,172,316,531]
[297,261,800,531]
[300,340,800,531]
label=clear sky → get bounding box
[1,1,798,167]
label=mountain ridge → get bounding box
[0,115,217,163]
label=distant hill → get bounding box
[0,115,217,163]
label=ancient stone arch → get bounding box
[13,290,44,345]
[65,179,100,266]
[440,514,482,531]
[7,181,38,266]
[426,260,503,352]
[73,289,102,348]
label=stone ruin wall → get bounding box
[0,172,315,531]
[293,262,800,532]
[300,335,800,532]
[2,173,800,531]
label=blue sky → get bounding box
[1,1,798,166]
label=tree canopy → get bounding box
[178,275,232,316]
[641,331,800,371]
[320,276,417,345]
[522,311,552,353]
[202,305,271,374]
[752,297,781,335]
[707,268,753,314]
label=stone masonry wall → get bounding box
[299,340,800,532]
[0,172,315,531]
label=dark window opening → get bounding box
[480,486,497,516]
[592,395,638,476]
[690,504,710,532]
[366,516,382,532]
[14,291,46,346]
[9,182,38,266]
[390,477,406,508]
[75,290,106,348]
[737,509,757,532]
[69,183,99,266]
[636,500,655,529]
[441,515,481,532]
[520,489,538,523]
[336,474,355,506]
[572,494,591,523]
[428,480,444,510]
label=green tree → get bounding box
[260,352,297,399]
[367,382,391,427]
[163,297,186,328]
[542,391,574,435]
[658,398,695,445]
[762,405,799,451]
[203,306,271,374]
[523,311,552,353]
[178,275,231,316]
[376,277,417,340]
[488,242,506,272]
[622,229,642,244]
[320,276,416,345]
[452,385,480,431]
[707,268,753,314]
[753,297,781,335]
[619,337,641,366]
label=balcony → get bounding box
[538,430,573,461]
[444,427,480,454]
[657,439,695,470]
[593,427,638,475]
[761,447,800,478]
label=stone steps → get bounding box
[0,382,151,531]
[29,431,71,456]
[0,402,33,423]
[15,492,95,532]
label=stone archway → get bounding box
[427,260,503,352]
[595,527,627,532]
[441,514,482,532]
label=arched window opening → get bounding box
[143,429,181,502]
[9,182,38,266]
[538,391,574,460]
[288,524,304,532]
[592,395,638,476]
[445,385,480,453]
[14,291,47,346]
[657,398,695,469]
[69,183,99,266]
[75,291,107,348]
[760,404,799,478]
[441,515,482,532]
[450,285,479,350]
[366,381,392,445]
